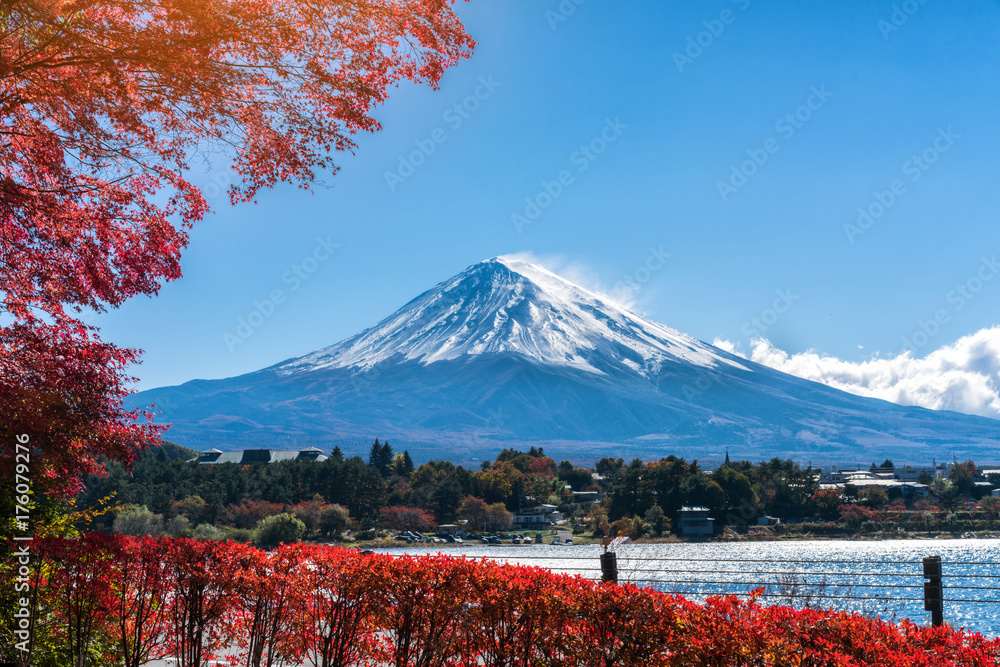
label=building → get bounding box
[571,490,601,504]
[895,465,943,482]
[437,524,462,536]
[512,504,563,528]
[189,447,328,464]
[677,506,715,536]
[818,479,930,498]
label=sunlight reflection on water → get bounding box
[378,539,1000,637]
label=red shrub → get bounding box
[379,505,437,532]
[557,581,690,667]
[459,560,574,667]
[375,554,470,666]
[20,535,1000,667]
[36,533,117,667]
[288,545,386,667]
[107,535,172,667]
[159,537,245,667]
[230,542,305,667]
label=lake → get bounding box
[375,538,1000,637]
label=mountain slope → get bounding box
[134,257,1000,464]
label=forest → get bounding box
[73,439,1000,545]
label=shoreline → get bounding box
[354,529,1000,550]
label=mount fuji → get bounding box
[134,257,1000,465]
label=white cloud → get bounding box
[499,251,641,310]
[715,326,1000,419]
[712,337,738,355]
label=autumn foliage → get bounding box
[4,534,999,667]
[0,0,475,496]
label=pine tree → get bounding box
[368,439,394,477]
[380,442,394,475]
[368,439,383,469]
[401,451,415,476]
[331,446,344,461]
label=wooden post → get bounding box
[600,551,618,584]
[922,556,943,627]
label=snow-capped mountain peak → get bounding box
[278,256,748,377]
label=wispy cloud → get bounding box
[714,327,1000,419]
[499,251,641,310]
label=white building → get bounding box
[895,465,942,482]
[512,504,563,528]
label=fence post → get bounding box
[922,555,943,627]
[600,551,618,584]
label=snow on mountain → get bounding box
[278,256,749,377]
[133,256,1000,465]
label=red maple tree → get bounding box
[0,0,475,495]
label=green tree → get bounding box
[644,504,665,536]
[949,460,978,497]
[166,515,190,536]
[190,523,226,540]
[112,505,164,536]
[858,487,889,508]
[594,457,625,488]
[432,477,464,523]
[680,473,726,519]
[645,456,700,520]
[317,504,350,538]
[368,439,394,477]
[607,458,650,520]
[558,463,594,490]
[932,479,963,511]
[172,494,208,523]
[253,513,306,546]
[712,466,757,518]
[752,458,818,518]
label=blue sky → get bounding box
[94,0,1000,415]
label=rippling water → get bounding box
[375,539,1000,637]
